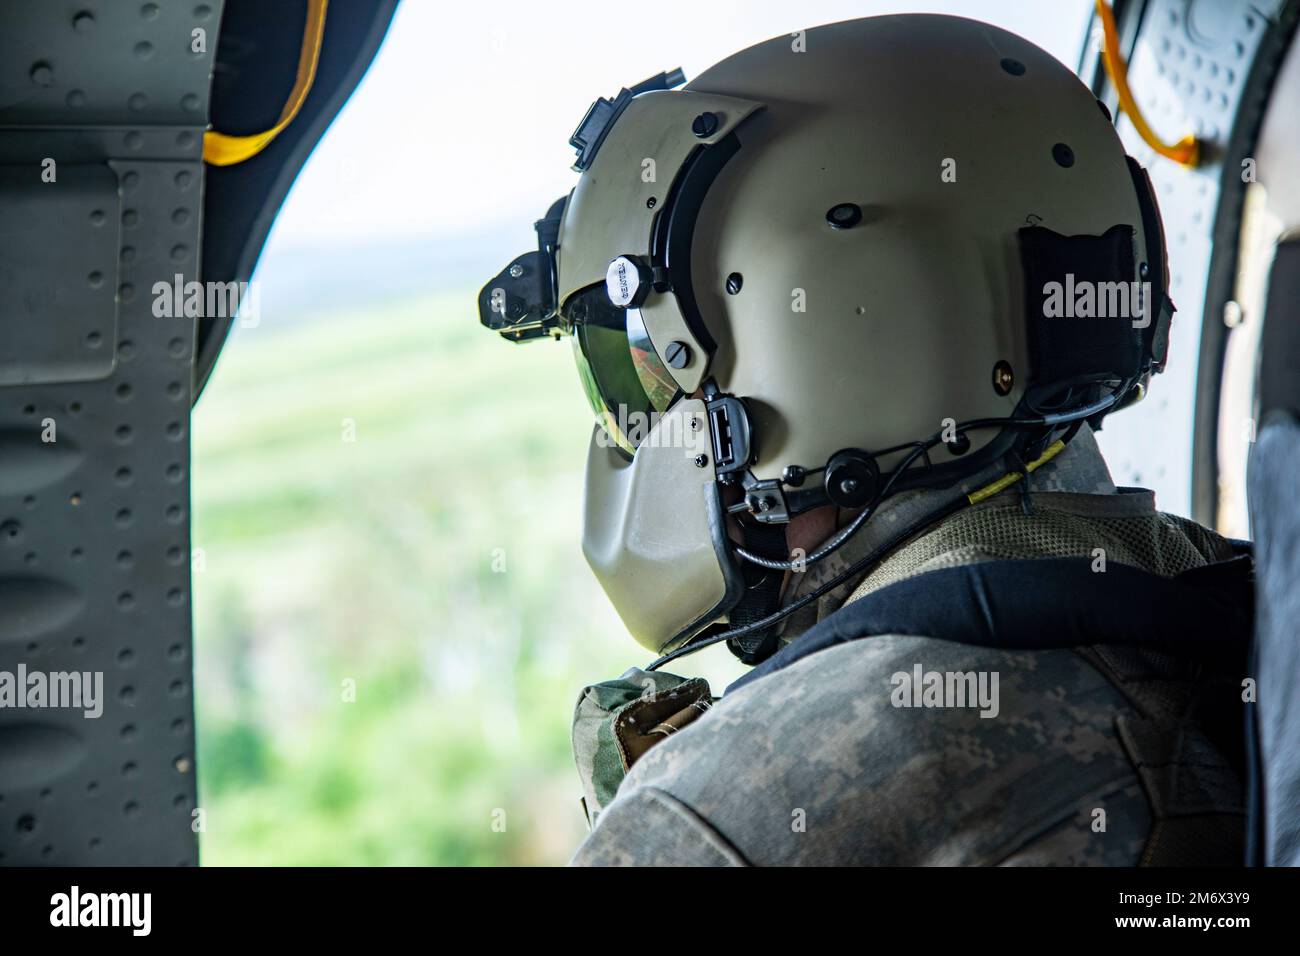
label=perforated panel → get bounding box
[1086,0,1285,517]
[0,0,223,866]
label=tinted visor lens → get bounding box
[566,286,681,454]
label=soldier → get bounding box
[479,15,1250,866]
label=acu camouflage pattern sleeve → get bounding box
[572,636,1153,866]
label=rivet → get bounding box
[826,203,863,229]
[1223,300,1243,328]
[992,360,1015,396]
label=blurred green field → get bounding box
[191,291,645,865]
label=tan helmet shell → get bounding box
[679,14,1148,478]
[569,15,1155,651]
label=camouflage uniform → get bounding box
[571,429,1247,865]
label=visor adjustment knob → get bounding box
[665,340,692,369]
[605,254,652,308]
[691,111,720,137]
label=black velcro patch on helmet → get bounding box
[1018,223,1143,385]
[726,522,789,665]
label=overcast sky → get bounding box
[261,0,1092,252]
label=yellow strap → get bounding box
[203,0,329,166]
[966,440,1067,506]
[1095,0,1199,168]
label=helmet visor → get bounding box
[567,285,681,456]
